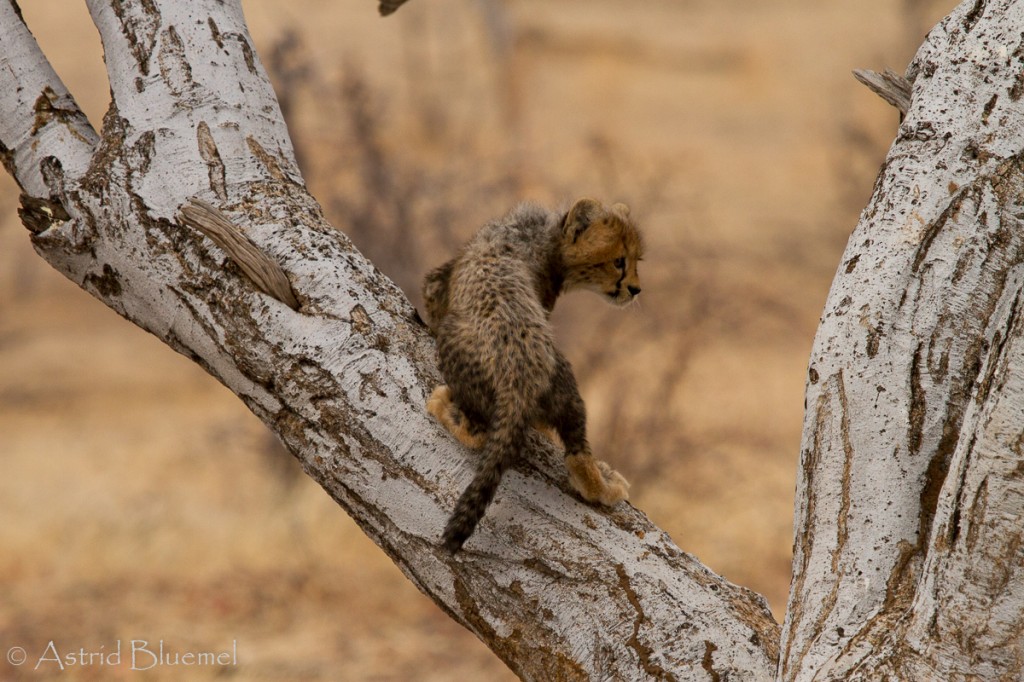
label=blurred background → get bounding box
[0,0,955,679]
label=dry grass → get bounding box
[0,0,955,678]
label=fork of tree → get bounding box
[2,1,1022,679]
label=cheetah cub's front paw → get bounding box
[426,385,486,449]
[565,454,630,506]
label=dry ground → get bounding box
[0,0,954,679]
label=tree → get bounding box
[1,0,1020,679]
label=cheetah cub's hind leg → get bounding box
[426,385,487,449]
[532,422,563,448]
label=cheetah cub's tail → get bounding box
[442,393,528,553]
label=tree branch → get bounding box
[0,0,96,196]
[377,0,413,17]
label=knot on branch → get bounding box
[18,193,70,235]
[178,198,301,310]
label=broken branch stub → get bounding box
[378,0,412,17]
[853,68,912,116]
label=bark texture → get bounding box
[781,1,1024,679]
[4,0,1024,679]
[0,1,778,679]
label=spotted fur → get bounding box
[422,198,643,552]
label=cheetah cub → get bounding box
[422,198,643,552]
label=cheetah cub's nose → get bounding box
[627,285,641,297]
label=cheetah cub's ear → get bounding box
[611,202,630,218]
[564,197,603,243]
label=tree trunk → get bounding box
[2,0,1022,680]
[781,1,1024,679]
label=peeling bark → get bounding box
[178,198,300,310]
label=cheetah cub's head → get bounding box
[560,198,644,306]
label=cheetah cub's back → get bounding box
[423,198,643,552]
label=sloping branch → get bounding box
[0,1,779,679]
[0,0,96,195]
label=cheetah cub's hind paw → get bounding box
[565,454,631,506]
[426,385,487,449]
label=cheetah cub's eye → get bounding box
[614,257,626,269]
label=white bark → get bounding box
[6,0,1024,679]
[0,0,95,195]
[0,1,778,679]
[781,1,1024,679]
